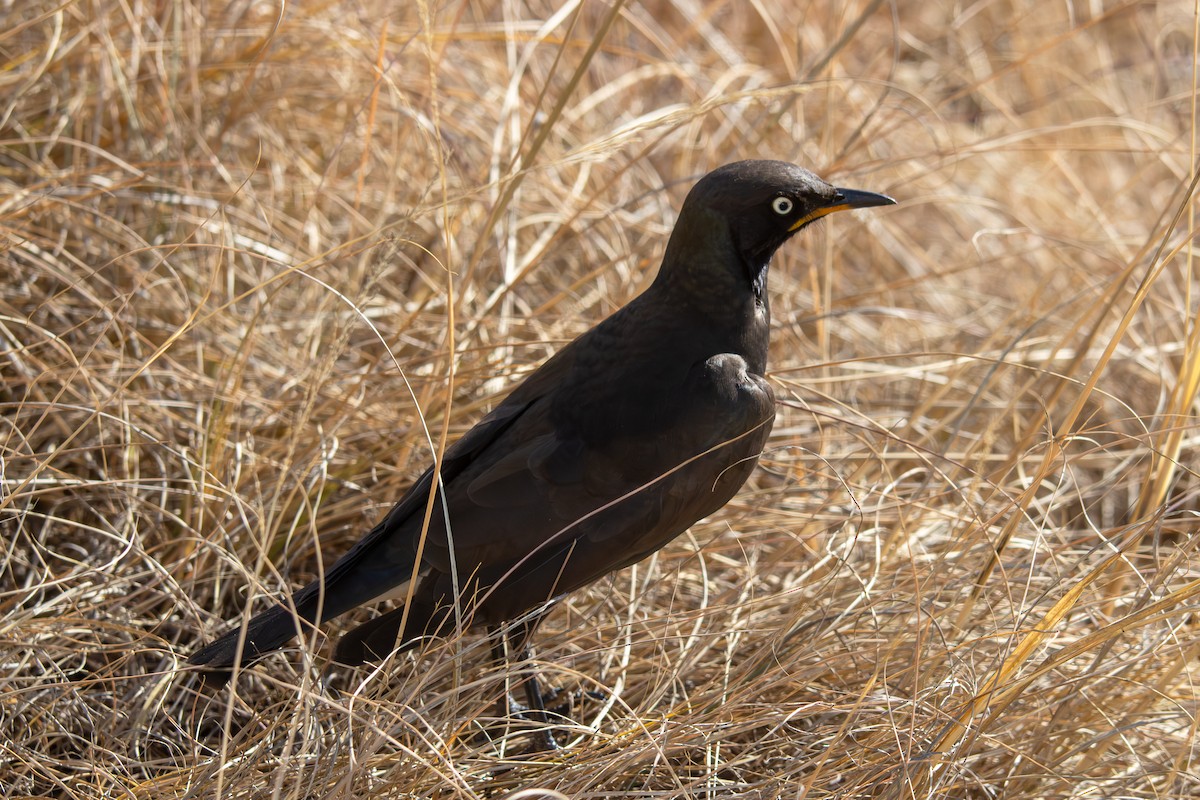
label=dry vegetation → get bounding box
[3,0,1200,797]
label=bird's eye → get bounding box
[771,196,794,215]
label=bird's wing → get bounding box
[282,346,580,617]
[439,352,775,564]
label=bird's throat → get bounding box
[748,259,769,304]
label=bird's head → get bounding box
[663,160,895,299]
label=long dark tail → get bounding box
[186,601,317,673]
[333,605,414,665]
[188,535,421,675]
[189,594,444,673]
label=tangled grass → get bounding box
[3,0,1199,797]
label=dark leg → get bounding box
[489,618,558,751]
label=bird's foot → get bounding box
[508,686,608,718]
[539,686,609,718]
[500,686,608,751]
[469,693,560,752]
[503,691,559,751]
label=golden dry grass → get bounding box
[3,0,1199,797]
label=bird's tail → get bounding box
[331,599,450,666]
[332,605,412,665]
[189,590,436,675]
[187,504,429,676]
[186,601,317,674]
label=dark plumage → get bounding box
[188,161,893,733]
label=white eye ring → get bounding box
[772,196,794,215]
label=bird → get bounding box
[188,159,893,740]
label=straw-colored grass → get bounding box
[3,0,1199,797]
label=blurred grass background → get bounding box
[3,0,1199,797]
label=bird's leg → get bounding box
[490,621,559,751]
[516,644,549,718]
[489,634,529,718]
[512,626,561,751]
[490,633,511,717]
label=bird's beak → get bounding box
[788,187,896,232]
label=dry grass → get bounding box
[3,0,1199,797]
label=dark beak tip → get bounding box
[834,187,897,209]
